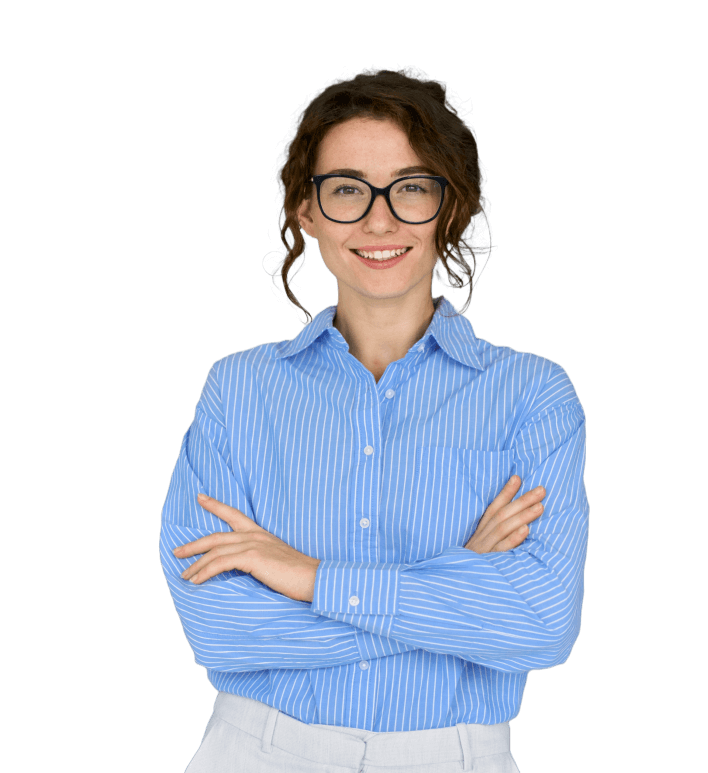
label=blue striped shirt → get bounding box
[160,295,589,731]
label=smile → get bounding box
[351,247,411,261]
[351,247,413,269]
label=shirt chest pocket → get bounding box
[407,446,516,561]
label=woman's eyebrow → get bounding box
[324,166,436,177]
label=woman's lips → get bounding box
[351,247,412,270]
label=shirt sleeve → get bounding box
[160,364,417,673]
[311,367,589,674]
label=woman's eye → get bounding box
[333,186,360,195]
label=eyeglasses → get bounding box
[309,174,449,224]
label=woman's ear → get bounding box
[297,197,316,239]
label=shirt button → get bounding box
[359,518,370,528]
[358,661,369,670]
[363,445,374,456]
[418,344,425,353]
[385,389,395,399]
[348,595,360,607]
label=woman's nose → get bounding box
[366,194,396,220]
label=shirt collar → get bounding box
[273,295,485,372]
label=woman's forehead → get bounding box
[315,117,423,175]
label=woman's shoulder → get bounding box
[475,334,583,416]
[475,333,568,379]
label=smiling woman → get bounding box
[160,68,589,773]
[276,69,488,382]
[280,69,483,320]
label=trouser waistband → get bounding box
[211,691,511,771]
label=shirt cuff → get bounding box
[311,560,402,617]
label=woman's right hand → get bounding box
[464,476,546,553]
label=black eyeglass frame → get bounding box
[308,174,450,225]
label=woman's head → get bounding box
[279,68,485,322]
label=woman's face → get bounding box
[297,117,440,306]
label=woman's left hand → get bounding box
[172,494,320,602]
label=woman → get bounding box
[161,69,589,773]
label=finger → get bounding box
[471,476,521,538]
[197,493,238,520]
[490,502,543,545]
[498,485,546,517]
[183,547,231,582]
[467,477,547,553]
[492,524,530,552]
[481,475,522,521]
[516,485,546,508]
[181,543,241,580]
[173,531,241,558]
[197,494,249,526]
[188,548,252,584]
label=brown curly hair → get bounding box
[278,68,488,323]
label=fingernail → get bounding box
[535,486,545,493]
[198,493,209,501]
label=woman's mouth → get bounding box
[352,247,410,260]
[350,246,412,269]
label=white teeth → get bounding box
[354,247,410,260]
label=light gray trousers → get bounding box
[185,692,521,773]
